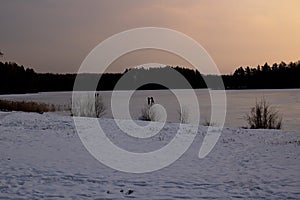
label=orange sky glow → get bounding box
[1,0,299,74]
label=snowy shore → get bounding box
[0,111,299,199]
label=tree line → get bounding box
[0,61,299,94]
[223,61,300,89]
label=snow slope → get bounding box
[0,111,299,199]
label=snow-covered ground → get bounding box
[0,111,299,199]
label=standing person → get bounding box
[147,97,151,105]
[150,97,155,105]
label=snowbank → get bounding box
[0,111,299,199]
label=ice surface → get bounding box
[1,89,299,131]
[0,111,299,199]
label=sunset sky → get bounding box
[1,0,299,74]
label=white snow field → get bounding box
[0,111,299,199]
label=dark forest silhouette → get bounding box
[223,62,300,89]
[0,61,299,94]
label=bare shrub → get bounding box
[202,118,217,126]
[178,106,189,124]
[139,104,167,122]
[139,105,151,121]
[72,92,106,118]
[95,94,106,118]
[245,98,282,129]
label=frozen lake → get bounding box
[0,89,299,131]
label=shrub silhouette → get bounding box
[202,118,217,127]
[95,94,106,118]
[178,106,190,124]
[245,98,282,129]
[139,105,151,121]
[72,93,106,118]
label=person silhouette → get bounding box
[150,97,155,105]
[147,97,151,105]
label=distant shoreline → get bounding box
[1,61,299,94]
[1,87,300,96]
